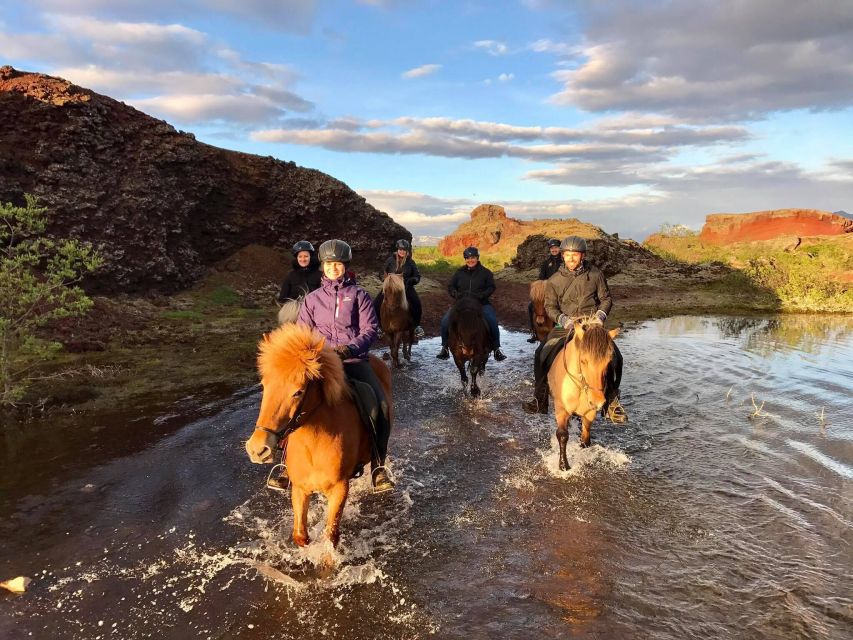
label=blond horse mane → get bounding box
[383,272,408,310]
[277,297,302,325]
[529,279,547,307]
[575,319,615,363]
[258,323,350,406]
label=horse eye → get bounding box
[293,389,304,398]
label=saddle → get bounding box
[539,331,572,375]
[348,378,380,437]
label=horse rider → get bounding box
[522,236,627,422]
[436,246,507,362]
[271,239,395,493]
[277,240,322,303]
[374,239,426,339]
[527,238,563,343]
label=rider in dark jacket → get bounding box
[522,236,626,422]
[373,239,425,338]
[527,238,563,342]
[277,240,322,303]
[436,246,507,362]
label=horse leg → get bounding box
[391,332,400,368]
[579,412,595,448]
[454,356,468,393]
[404,329,412,361]
[469,359,481,398]
[555,408,571,471]
[324,481,349,547]
[291,485,311,547]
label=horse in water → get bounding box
[529,280,555,342]
[380,273,414,367]
[245,323,392,547]
[547,319,620,470]
[447,297,492,398]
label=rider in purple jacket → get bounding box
[297,239,394,493]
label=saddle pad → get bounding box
[540,333,570,374]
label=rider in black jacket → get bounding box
[527,238,563,342]
[277,240,322,303]
[374,239,425,338]
[436,246,507,362]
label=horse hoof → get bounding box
[559,459,569,471]
[471,388,481,399]
[580,441,590,449]
[293,533,310,547]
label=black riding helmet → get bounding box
[546,238,561,248]
[395,239,411,252]
[318,239,352,263]
[560,236,588,253]
[463,246,479,259]
[291,240,315,256]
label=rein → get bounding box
[257,382,322,442]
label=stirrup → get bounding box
[371,466,395,494]
[414,326,425,339]
[265,463,290,492]
[605,399,628,424]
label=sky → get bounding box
[2,0,853,242]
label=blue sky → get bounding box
[2,0,853,241]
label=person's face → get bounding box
[563,250,583,271]
[549,246,560,256]
[323,261,346,280]
[296,251,311,267]
[396,248,408,258]
[465,256,479,268]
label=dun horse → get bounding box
[547,319,619,470]
[380,273,414,367]
[447,297,492,398]
[245,323,392,547]
[529,280,555,342]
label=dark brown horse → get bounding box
[529,280,555,342]
[380,273,414,367]
[245,323,392,547]
[547,319,620,470]
[447,297,492,398]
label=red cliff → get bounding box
[699,209,852,245]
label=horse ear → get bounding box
[262,332,270,343]
[609,328,620,339]
[574,320,585,338]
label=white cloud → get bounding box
[402,64,441,79]
[132,93,289,124]
[498,73,514,82]
[474,40,508,56]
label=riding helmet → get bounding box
[395,239,411,251]
[463,246,480,259]
[318,239,353,263]
[560,236,588,253]
[291,240,315,256]
[546,238,561,249]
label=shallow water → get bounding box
[1,315,851,639]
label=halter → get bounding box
[256,381,322,443]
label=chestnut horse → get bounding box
[547,319,620,470]
[245,323,392,547]
[380,273,414,367]
[447,297,492,398]
[529,280,555,342]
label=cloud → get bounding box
[132,93,296,125]
[474,40,508,56]
[498,73,514,82]
[402,64,441,79]
[545,0,853,121]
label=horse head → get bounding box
[573,320,620,410]
[382,272,408,310]
[246,324,348,463]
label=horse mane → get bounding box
[383,273,408,310]
[529,279,547,306]
[578,323,613,362]
[277,297,302,325]
[257,323,350,405]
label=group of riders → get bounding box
[272,235,627,494]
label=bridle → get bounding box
[562,334,607,407]
[256,381,322,443]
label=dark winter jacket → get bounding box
[544,261,612,323]
[538,255,562,281]
[447,263,496,306]
[297,272,378,361]
[383,254,421,288]
[278,256,322,303]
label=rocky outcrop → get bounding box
[699,209,852,245]
[0,66,409,293]
[437,204,524,256]
[512,233,661,278]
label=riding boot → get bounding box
[266,439,290,491]
[371,406,395,493]
[436,346,450,359]
[493,347,507,362]
[526,335,538,343]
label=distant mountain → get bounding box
[0,65,409,294]
[698,209,852,244]
[834,210,852,219]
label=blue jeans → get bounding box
[441,303,500,350]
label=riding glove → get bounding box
[594,309,607,323]
[556,313,569,328]
[334,345,353,360]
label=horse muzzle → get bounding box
[245,429,276,464]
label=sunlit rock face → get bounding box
[0,66,409,294]
[699,209,852,245]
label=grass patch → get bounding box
[207,285,241,306]
[162,309,205,321]
[414,245,514,274]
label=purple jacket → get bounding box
[297,272,378,361]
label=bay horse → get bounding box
[547,319,620,470]
[380,273,414,367]
[529,280,555,342]
[447,297,492,398]
[245,323,392,547]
